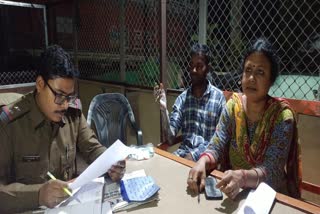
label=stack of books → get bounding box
[103,169,160,212]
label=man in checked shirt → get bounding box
[154,43,226,161]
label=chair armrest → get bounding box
[302,181,320,195]
[157,135,183,151]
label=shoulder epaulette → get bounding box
[0,95,31,124]
[0,105,13,123]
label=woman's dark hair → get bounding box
[241,38,279,85]
[190,43,212,64]
[38,45,79,81]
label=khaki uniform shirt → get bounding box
[0,92,106,213]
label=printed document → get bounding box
[69,140,132,190]
[44,140,131,214]
[45,178,108,214]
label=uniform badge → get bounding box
[0,106,13,123]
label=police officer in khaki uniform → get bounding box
[0,45,125,213]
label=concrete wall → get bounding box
[298,114,320,202]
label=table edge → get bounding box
[154,148,320,214]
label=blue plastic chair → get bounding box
[87,93,143,147]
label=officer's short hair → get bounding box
[38,45,79,81]
[190,43,212,64]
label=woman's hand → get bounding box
[154,83,167,110]
[187,158,207,195]
[216,170,244,200]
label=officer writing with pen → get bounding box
[0,45,125,213]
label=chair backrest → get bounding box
[87,93,143,147]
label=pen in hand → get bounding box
[47,171,81,204]
[197,180,200,204]
[47,171,73,196]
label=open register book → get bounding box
[103,169,160,212]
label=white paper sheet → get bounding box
[45,199,105,214]
[122,169,146,180]
[101,200,113,214]
[238,182,276,214]
[69,140,132,190]
[45,178,110,214]
[60,177,105,206]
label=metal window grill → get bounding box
[1,0,319,101]
[0,1,46,85]
[76,0,160,88]
[76,0,320,100]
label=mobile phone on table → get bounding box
[205,176,223,200]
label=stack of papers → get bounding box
[120,176,160,202]
[44,140,132,214]
[45,178,107,214]
[103,169,160,212]
[43,140,159,214]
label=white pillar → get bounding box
[198,0,208,44]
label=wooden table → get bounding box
[118,148,320,214]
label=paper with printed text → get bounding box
[69,140,132,190]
